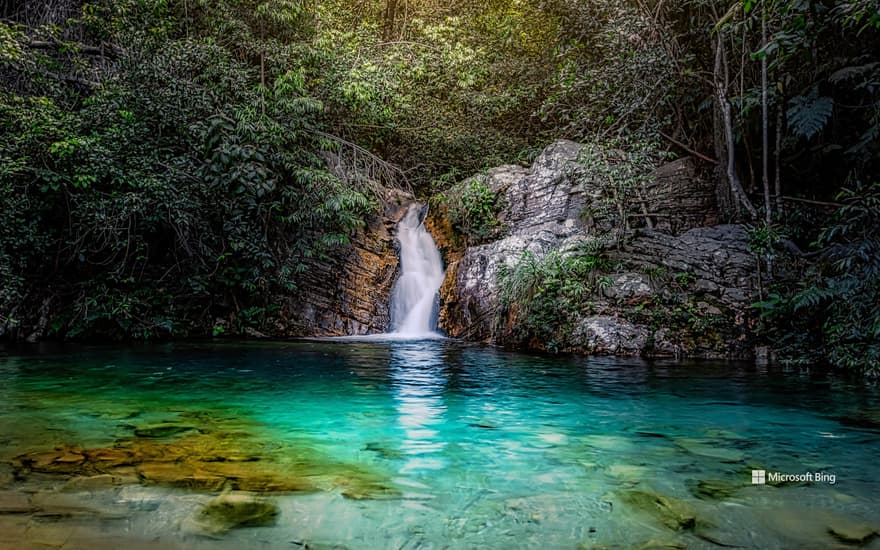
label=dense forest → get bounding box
[1,0,878,370]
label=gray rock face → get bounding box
[615,225,756,307]
[571,316,650,355]
[646,157,719,234]
[437,140,757,358]
[440,141,591,340]
[603,273,654,300]
[283,190,412,336]
[505,140,590,236]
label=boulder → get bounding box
[435,141,757,358]
[570,316,649,355]
[688,479,746,500]
[603,273,654,300]
[827,518,878,545]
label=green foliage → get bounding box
[754,183,880,373]
[0,0,377,340]
[2,0,879,366]
[787,89,834,140]
[577,137,666,238]
[636,294,725,338]
[304,0,554,189]
[537,1,678,140]
[746,223,785,256]
[442,177,504,245]
[497,241,610,348]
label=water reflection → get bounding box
[389,340,449,473]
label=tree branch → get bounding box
[26,39,122,59]
[659,131,719,164]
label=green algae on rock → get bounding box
[9,430,399,499]
[617,490,700,531]
[193,492,279,534]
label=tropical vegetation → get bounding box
[1,0,878,370]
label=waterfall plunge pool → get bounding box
[1,340,879,548]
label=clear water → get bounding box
[1,340,879,549]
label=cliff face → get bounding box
[435,141,759,358]
[281,190,411,336]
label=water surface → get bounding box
[1,340,879,548]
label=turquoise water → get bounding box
[1,340,879,548]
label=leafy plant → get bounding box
[787,89,834,140]
[577,137,666,241]
[443,176,504,245]
[754,183,880,373]
[497,241,610,348]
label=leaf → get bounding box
[787,90,834,139]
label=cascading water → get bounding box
[389,204,445,337]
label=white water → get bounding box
[388,204,445,337]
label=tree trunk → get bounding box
[761,0,772,222]
[774,88,784,217]
[383,0,399,41]
[715,34,758,219]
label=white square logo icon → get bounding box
[752,470,766,484]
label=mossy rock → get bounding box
[618,490,699,531]
[133,424,197,438]
[688,478,746,500]
[196,493,279,534]
[827,517,878,545]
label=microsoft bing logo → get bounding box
[752,470,766,484]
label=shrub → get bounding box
[443,176,505,245]
[755,183,880,373]
[497,240,610,348]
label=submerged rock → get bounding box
[761,507,878,548]
[675,439,744,463]
[15,446,87,474]
[62,474,138,491]
[618,490,700,531]
[11,433,396,498]
[632,539,687,550]
[193,492,279,534]
[0,464,14,488]
[0,491,36,514]
[363,441,404,460]
[133,425,197,438]
[136,462,227,492]
[688,478,746,500]
[606,464,649,483]
[827,518,878,545]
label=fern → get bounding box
[787,89,834,139]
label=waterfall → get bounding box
[389,204,445,337]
